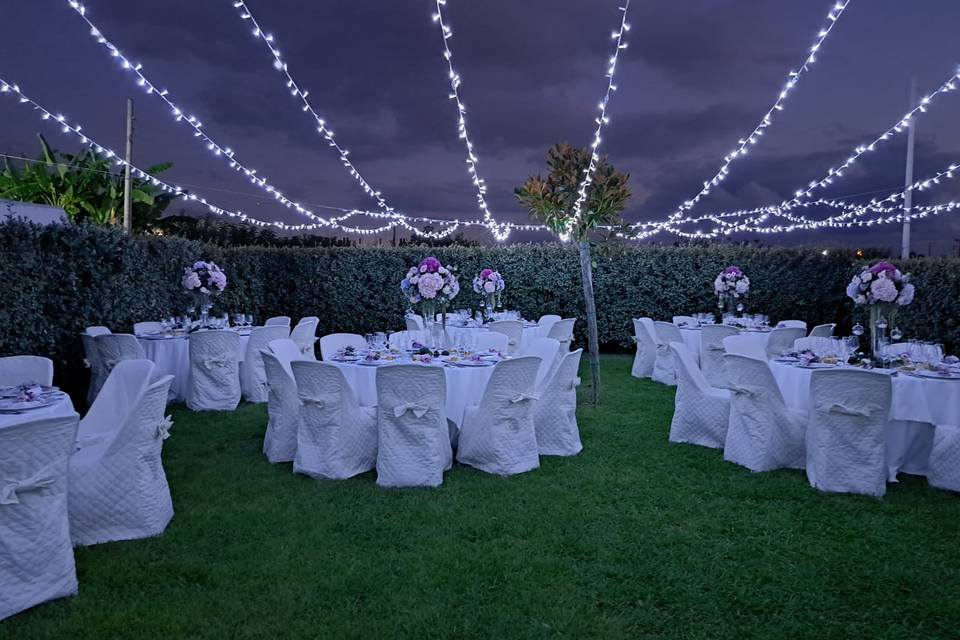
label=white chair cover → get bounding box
[69,374,175,546]
[405,314,424,331]
[928,424,960,493]
[85,325,111,337]
[187,330,241,412]
[268,338,304,368]
[808,323,836,338]
[289,318,319,359]
[489,320,524,355]
[0,412,80,621]
[522,337,561,390]
[76,359,154,445]
[723,334,767,360]
[94,333,145,377]
[765,327,807,359]
[473,332,509,353]
[631,318,656,379]
[700,325,739,389]
[805,369,891,496]
[290,361,377,480]
[723,354,807,471]
[80,333,108,405]
[669,343,731,449]
[319,333,367,361]
[375,365,451,487]
[297,315,319,326]
[457,357,542,476]
[533,349,583,456]
[672,315,697,327]
[547,318,576,351]
[777,320,807,330]
[133,321,163,335]
[653,321,684,386]
[0,355,54,387]
[261,352,300,464]
[265,316,291,327]
[537,314,561,335]
[793,337,844,356]
[240,326,290,403]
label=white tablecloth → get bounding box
[769,362,960,479]
[444,324,544,352]
[0,393,76,430]
[679,327,771,358]
[330,361,495,427]
[138,332,249,402]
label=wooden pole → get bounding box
[123,98,134,232]
[901,78,917,260]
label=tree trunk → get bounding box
[578,240,601,406]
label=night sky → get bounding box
[2,1,959,252]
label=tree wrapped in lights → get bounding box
[516,143,631,405]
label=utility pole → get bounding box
[901,78,917,260]
[123,98,134,233]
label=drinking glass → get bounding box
[246,314,255,327]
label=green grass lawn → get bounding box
[4,355,960,639]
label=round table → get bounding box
[0,391,75,430]
[329,359,495,427]
[138,330,249,402]
[769,361,959,480]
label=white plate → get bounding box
[0,396,62,412]
[456,360,493,367]
[796,363,838,369]
[910,370,960,380]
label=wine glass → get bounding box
[246,314,255,327]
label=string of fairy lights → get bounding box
[1,1,953,242]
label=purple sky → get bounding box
[2,1,959,252]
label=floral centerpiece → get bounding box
[400,256,460,329]
[714,265,749,315]
[182,260,227,325]
[472,268,505,319]
[846,261,914,355]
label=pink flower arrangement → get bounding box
[472,268,505,311]
[846,262,914,307]
[714,265,749,302]
[400,256,460,308]
[181,261,227,295]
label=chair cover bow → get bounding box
[156,415,174,440]
[510,393,540,404]
[202,353,232,370]
[0,460,60,505]
[828,402,880,418]
[83,358,91,368]
[300,397,326,409]
[571,377,581,390]
[393,402,429,418]
[300,344,313,354]
[728,385,757,397]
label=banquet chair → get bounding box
[669,343,731,449]
[631,318,656,379]
[533,349,583,456]
[319,333,367,361]
[765,327,807,359]
[722,354,807,471]
[0,355,54,387]
[405,314,425,331]
[489,320,524,355]
[928,425,960,494]
[85,325,111,337]
[808,323,836,338]
[80,333,109,404]
[268,338,304,368]
[290,362,376,480]
[722,334,767,360]
[522,337,562,391]
[297,315,319,326]
[0,412,80,621]
[94,333,146,378]
[672,315,697,327]
[546,318,576,352]
[375,364,452,487]
[264,316,291,327]
[537,314,561,335]
[186,330,241,412]
[76,359,155,445]
[700,325,739,389]
[290,318,319,359]
[261,351,300,464]
[777,320,807,330]
[653,321,684,386]
[473,331,509,353]
[806,368,891,497]
[133,321,163,335]
[240,325,290,403]
[69,373,175,546]
[457,357,542,476]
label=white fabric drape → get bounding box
[187,330,241,411]
[669,343,731,449]
[532,349,583,456]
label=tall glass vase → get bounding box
[869,303,894,358]
[421,301,437,349]
[195,291,212,328]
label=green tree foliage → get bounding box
[0,134,178,230]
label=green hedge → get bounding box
[2,220,957,403]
